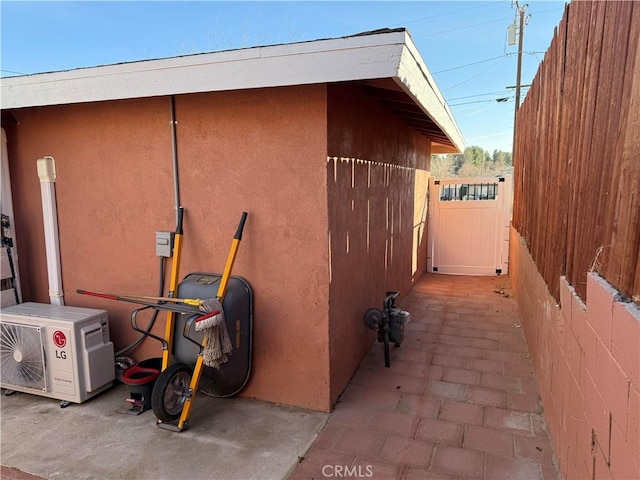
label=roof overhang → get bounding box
[1,29,464,153]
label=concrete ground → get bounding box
[2,274,562,480]
[0,382,327,480]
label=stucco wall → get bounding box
[6,85,332,411]
[510,226,640,479]
[326,83,431,404]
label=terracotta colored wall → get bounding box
[6,97,174,311]
[326,83,431,404]
[5,85,332,411]
[510,226,640,480]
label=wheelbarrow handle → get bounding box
[176,206,184,235]
[234,211,248,241]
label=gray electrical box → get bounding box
[155,231,174,257]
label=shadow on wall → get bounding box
[327,156,428,288]
[326,155,430,404]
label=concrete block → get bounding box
[611,301,640,385]
[543,394,561,440]
[571,295,588,339]
[594,447,614,480]
[555,351,573,405]
[609,420,640,480]
[575,457,593,480]
[568,376,587,425]
[553,308,567,347]
[573,415,595,478]
[564,447,577,480]
[627,385,639,462]
[564,413,584,464]
[581,369,610,462]
[577,317,598,386]
[594,338,630,434]
[564,327,582,382]
[559,276,574,326]
[586,273,618,350]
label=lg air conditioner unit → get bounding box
[0,302,115,405]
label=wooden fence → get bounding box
[512,0,640,303]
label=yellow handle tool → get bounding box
[176,211,248,431]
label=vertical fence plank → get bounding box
[563,1,592,296]
[602,1,640,300]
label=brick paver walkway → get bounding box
[290,274,561,480]
[0,466,43,480]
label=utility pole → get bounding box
[510,2,528,162]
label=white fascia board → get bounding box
[1,32,405,109]
[396,33,466,153]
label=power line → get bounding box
[529,7,564,16]
[0,69,27,75]
[415,16,513,38]
[448,90,511,101]
[432,51,547,75]
[433,54,511,74]
[449,97,513,107]
[442,56,509,91]
[413,6,563,40]
[390,1,503,27]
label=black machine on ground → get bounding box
[363,291,409,368]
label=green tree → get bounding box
[432,146,513,179]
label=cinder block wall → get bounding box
[510,227,640,479]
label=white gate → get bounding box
[427,176,512,276]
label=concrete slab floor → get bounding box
[1,383,328,480]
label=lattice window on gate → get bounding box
[439,182,498,201]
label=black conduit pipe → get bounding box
[170,95,181,224]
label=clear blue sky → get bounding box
[1,1,566,153]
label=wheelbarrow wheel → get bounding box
[151,362,193,422]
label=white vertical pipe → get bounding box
[0,128,22,302]
[37,156,64,305]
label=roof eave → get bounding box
[395,32,466,154]
[0,31,405,110]
[1,29,465,153]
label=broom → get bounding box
[77,290,207,308]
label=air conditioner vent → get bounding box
[1,322,47,391]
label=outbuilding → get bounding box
[1,28,464,411]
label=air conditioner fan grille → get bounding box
[1,322,47,391]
